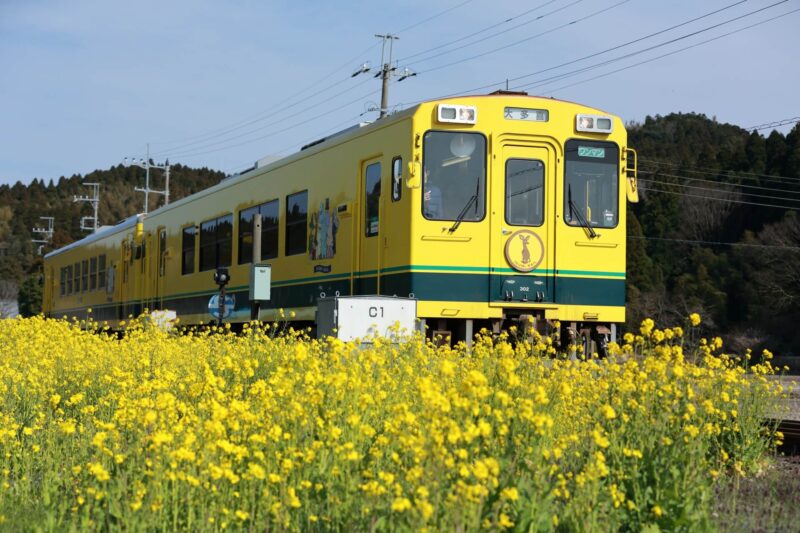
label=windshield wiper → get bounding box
[449,176,481,233]
[568,185,598,239]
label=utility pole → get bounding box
[352,35,415,119]
[375,34,398,118]
[124,143,171,214]
[31,216,54,255]
[73,183,100,232]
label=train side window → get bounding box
[60,268,66,296]
[200,219,217,271]
[200,215,232,271]
[73,262,80,294]
[98,255,107,288]
[505,159,545,227]
[239,200,279,264]
[285,191,308,256]
[66,265,73,295]
[81,259,89,292]
[182,226,196,275]
[90,257,97,290]
[217,215,233,268]
[261,200,279,260]
[391,157,402,202]
[238,206,258,264]
[365,162,381,237]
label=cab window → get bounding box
[422,131,486,221]
[564,140,619,229]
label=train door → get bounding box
[157,228,166,309]
[356,157,383,294]
[488,141,556,306]
[118,238,131,319]
[148,227,166,309]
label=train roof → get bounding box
[45,92,618,260]
[44,214,141,259]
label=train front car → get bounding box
[405,93,637,351]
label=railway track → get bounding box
[776,418,800,455]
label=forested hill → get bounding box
[0,164,224,313]
[2,114,800,354]
[627,113,800,354]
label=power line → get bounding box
[149,2,798,179]
[639,157,800,184]
[155,76,374,159]
[222,110,371,175]
[416,0,630,75]
[639,177,800,204]
[159,77,374,159]
[639,169,800,195]
[401,0,585,67]
[150,45,378,155]
[746,116,800,131]
[393,0,477,35]
[641,184,800,211]
[396,0,768,105]
[628,235,800,251]
[450,0,748,96]
[167,89,381,160]
[397,0,560,63]
[533,5,800,94]
[147,1,467,158]
[514,0,790,92]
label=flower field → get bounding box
[0,315,787,531]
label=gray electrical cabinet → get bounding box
[316,296,417,342]
[249,264,271,301]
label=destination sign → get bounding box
[504,107,548,122]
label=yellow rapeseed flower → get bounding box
[88,462,110,482]
[391,498,412,513]
[59,420,76,435]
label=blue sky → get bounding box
[1,0,798,185]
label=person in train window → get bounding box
[423,166,443,218]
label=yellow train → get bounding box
[43,91,638,345]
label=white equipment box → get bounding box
[316,296,417,342]
[249,264,271,301]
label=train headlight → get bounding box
[576,114,613,133]
[437,104,477,124]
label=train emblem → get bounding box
[504,230,544,273]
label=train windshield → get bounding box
[564,139,619,229]
[422,131,486,221]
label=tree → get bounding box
[18,274,42,317]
